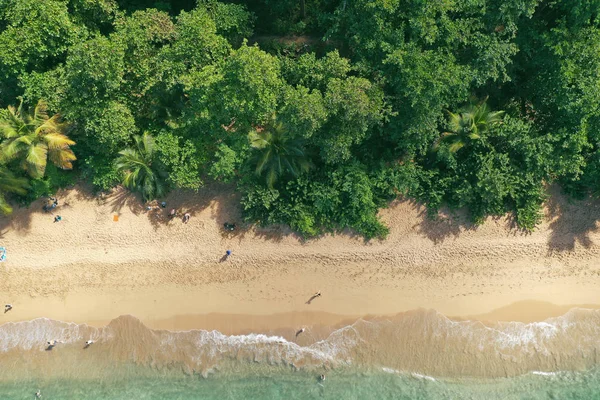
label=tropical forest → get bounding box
[0,0,599,239]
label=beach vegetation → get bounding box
[115,132,167,201]
[248,117,311,188]
[0,99,76,178]
[0,0,597,235]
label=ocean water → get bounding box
[1,309,600,399]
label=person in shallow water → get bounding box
[35,389,41,398]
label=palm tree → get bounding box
[115,132,166,201]
[0,99,76,178]
[249,119,311,188]
[437,99,504,153]
[0,165,29,214]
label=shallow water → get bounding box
[1,309,600,399]
[3,368,600,400]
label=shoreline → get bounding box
[0,184,599,333]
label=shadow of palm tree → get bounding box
[546,187,600,253]
[412,202,477,244]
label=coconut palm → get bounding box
[0,165,29,214]
[0,99,76,178]
[115,132,166,201]
[249,119,311,188]
[437,99,505,153]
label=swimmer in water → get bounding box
[320,374,326,381]
[35,389,42,398]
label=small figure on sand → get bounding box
[46,340,59,350]
[183,213,190,223]
[4,304,12,313]
[295,328,305,337]
[43,197,58,213]
[306,291,321,304]
[223,222,236,231]
[35,389,42,398]
[225,249,232,258]
[84,340,94,348]
[169,208,176,219]
[54,215,62,223]
[161,201,167,208]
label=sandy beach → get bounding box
[1,184,600,333]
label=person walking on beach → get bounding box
[296,328,305,337]
[306,291,321,304]
[169,208,176,219]
[225,249,232,258]
[84,340,94,348]
[4,304,12,313]
[183,213,190,223]
[54,215,62,223]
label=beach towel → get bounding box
[0,247,6,262]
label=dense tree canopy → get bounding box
[0,0,599,239]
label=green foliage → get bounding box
[200,0,254,45]
[115,132,167,200]
[209,143,241,183]
[0,164,29,214]
[155,132,204,190]
[249,118,311,188]
[63,36,125,119]
[19,163,75,205]
[241,163,398,239]
[0,99,76,178]
[3,0,600,238]
[438,99,505,153]
[84,101,137,155]
[318,77,384,163]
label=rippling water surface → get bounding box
[1,309,599,399]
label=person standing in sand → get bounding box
[85,340,94,348]
[183,213,190,223]
[296,328,305,337]
[4,304,12,313]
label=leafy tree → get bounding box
[0,99,76,178]
[155,132,204,190]
[317,77,384,164]
[438,100,505,153]
[248,118,311,188]
[115,132,167,201]
[62,36,125,120]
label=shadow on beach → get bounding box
[546,187,600,253]
[409,200,477,244]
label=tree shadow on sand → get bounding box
[410,201,477,244]
[546,188,600,253]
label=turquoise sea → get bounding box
[2,368,600,399]
[1,309,600,399]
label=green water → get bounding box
[3,368,600,400]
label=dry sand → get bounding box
[1,184,600,333]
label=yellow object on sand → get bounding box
[113,215,119,222]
